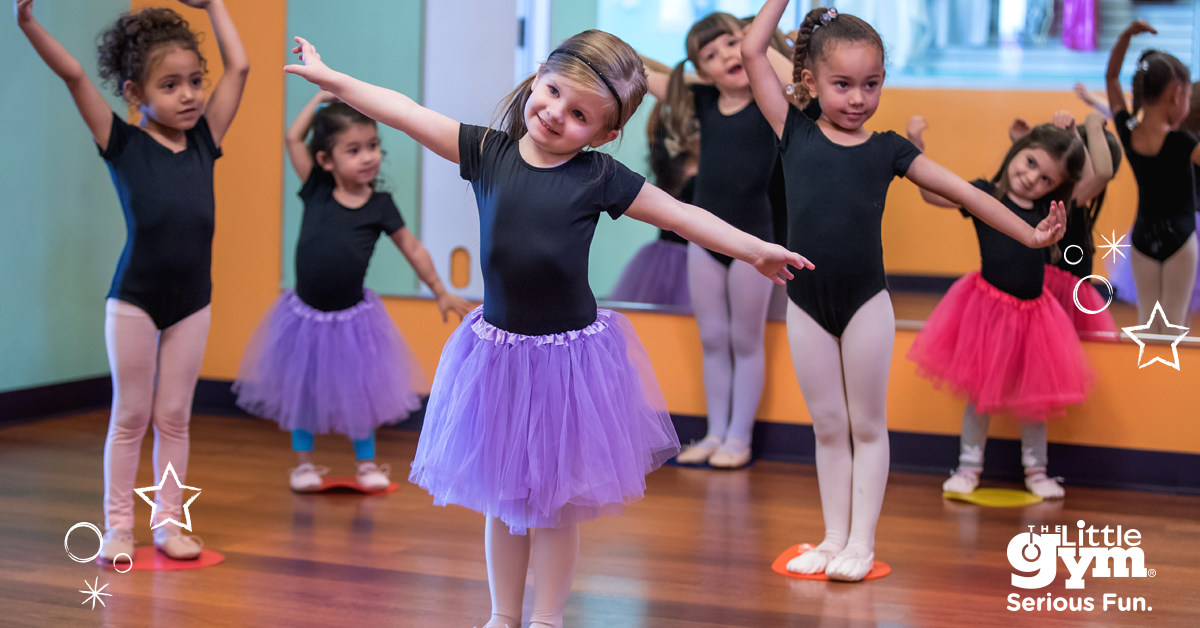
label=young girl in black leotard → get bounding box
[907,120,1093,500]
[641,12,798,468]
[1105,20,1199,334]
[286,29,808,627]
[233,94,471,494]
[744,1,1066,582]
[17,0,248,563]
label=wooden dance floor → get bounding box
[2,411,1197,627]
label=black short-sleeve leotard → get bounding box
[778,106,921,337]
[293,169,406,312]
[99,112,222,330]
[1114,109,1198,261]
[458,124,646,335]
[961,180,1045,299]
[690,84,779,267]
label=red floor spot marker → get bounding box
[98,547,224,571]
[771,544,891,581]
[298,477,399,495]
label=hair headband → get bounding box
[549,48,624,125]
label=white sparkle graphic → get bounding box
[79,577,111,610]
[1097,230,1131,260]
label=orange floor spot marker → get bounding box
[298,477,399,495]
[771,544,891,581]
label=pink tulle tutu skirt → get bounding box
[1042,265,1118,338]
[908,272,1095,421]
[409,307,680,534]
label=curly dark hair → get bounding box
[97,7,207,98]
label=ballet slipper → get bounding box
[825,545,874,582]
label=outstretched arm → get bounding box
[389,228,473,322]
[15,0,112,149]
[741,0,791,137]
[285,90,335,181]
[1106,21,1156,117]
[286,37,461,164]
[183,0,248,147]
[905,155,1066,249]
[624,183,813,285]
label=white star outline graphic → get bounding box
[1121,301,1190,371]
[133,462,201,531]
[79,577,112,610]
[1097,230,1131,260]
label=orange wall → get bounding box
[177,3,1195,456]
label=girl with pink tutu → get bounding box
[1011,112,1122,338]
[907,121,1094,500]
[286,29,809,628]
[233,92,471,493]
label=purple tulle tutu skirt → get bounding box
[1107,218,1200,315]
[409,307,680,534]
[608,240,690,309]
[233,289,424,441]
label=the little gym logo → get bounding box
[1005,520,1155,613]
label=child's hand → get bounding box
[906,116,928,144]
[753,243,814,286]
[1029,200,1067,248]
[1125,20,1156,37]
[176,0,213,8]
[436,292,473,323]
[1052,110,1075,131]
[14,0,32,25]
[285,37,336,88]
[1073,82,1098,105]
[1009,118,1031,143]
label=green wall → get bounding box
[553,0,659,299]
[282,0,424,295]
[1,1,129,392]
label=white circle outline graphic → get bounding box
[1063,245,1084,265]
[1074,275,1114,315]
[65,522,104,563]
[113,553,133,573]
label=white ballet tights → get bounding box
[484,517,579,628]
[784,292,894,580]
[686,243,774,446]
[103,299,211,531]
[1130,232,1198,334]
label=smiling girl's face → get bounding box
[695,30,749,92]
[1005,146,1066,204]
[524,71,619,155]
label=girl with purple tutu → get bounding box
[907,119,1093,500]
[1103,21,1198,335]
[233,92,471,493]
[286,28,809,627]
[17,0,249,562]
[607,100,696,309]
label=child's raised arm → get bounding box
[624,183,813,285]
[905,155,1067,249]
[285,90,334,181]
[286,37,461,164]
[1073,112,1113,205]
[182,0,249,147]
[389,228,473,322]
[15,0,113,150]
[1106,21,1156,117]
[741,0,791,137]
